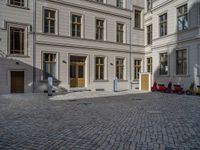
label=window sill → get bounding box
[174,74,189,77]
[7,4,29,10]
[118,80,128,82]
[7,54,30,58]
[93,80,109,82]
[159,74,170,77]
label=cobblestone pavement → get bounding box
[0,93,200,150]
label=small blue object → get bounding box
[48,77,53,96]
[113,76,119,92]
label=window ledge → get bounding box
[93,80,109,82]
[7,4,29,10]
[174,74,189,77]
[118,80,128,82]
[6,54,30,58]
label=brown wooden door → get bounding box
[11,71,24,93]
[70,56,85,88]
[141,74,149,91]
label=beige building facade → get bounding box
[0,0,199,94]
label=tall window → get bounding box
[135,10,141,29]
[134,60,141,80]
[44,9,56,34]
[117,23,124,43]
[72,15,82,37]
[159,13,167,37]
[10,0,24,7]
[176,50,187,75]
[43,53,57,80]
[160,53,168,75]
[147,0,152,11]
[10,27,24,55]
[116,58,124,80]
[95,57,105,80]
[96,19,104,40]
[177,4,188,31]
[147,24,152,45]
[147,57,152,73]
[117,0,123,8]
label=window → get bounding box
[147,24,152,45]
[95,57,105,80]
[147,57,152,73]
[96,19,104,40]
[117,23,124,43]
[116,58,124,80]
[72,15,82,37]
[44,9,56,34]
[160,53,168,75]
[159,13,167,36]
[147,0,152,11]
[176,49,187,75]
[10,0,25,7]
[135,10,141,29]
[10,27,25,55]
[134,60,141,80]
[117,0,123,8]
[177,4,188,31]
[43,53,57,80]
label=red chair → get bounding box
[151,82,158,91]
[173,84,184,94]
[157,84,167,92]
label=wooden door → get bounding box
[70,56,85,88]
[11,71,24,93]
[141,74,149,91]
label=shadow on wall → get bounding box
[152,1,200,90]
[0,50,62,94]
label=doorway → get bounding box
[11,71,24,93]
[70,56,86,88]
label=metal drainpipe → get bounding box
[32,0,36,93]
[129,0,133,91]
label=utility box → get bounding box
[139,73,152,91]
[113,77,119,92]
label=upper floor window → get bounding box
[147,24,152,45]
[10,27,25,55]
[44,9,56,34]
[147,0,152,11]
[10,0,25,7]
[95,57,105,80]
[134,60,141,80]
[160,52,168,75]
[43,53,57,80]
[135,10,141,29]
[177,4,188,31]
[176,49,187,75]
[117,0,123,8]
[116,58,124,80]
[72,15,82,38]
[96,19,104,41]
[116,23,124,43]
[159,13,167,37]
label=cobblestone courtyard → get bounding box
[0,93,200,150]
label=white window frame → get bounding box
[94,56,108,81]
[70,12,84,38]
[7,23,28,56]
[8,0,28,8]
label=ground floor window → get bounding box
[134,60,141,80]
[176,49,187,75]
[160,52,168,75]
[95,57,105,80]
[147,57,152,73]
[116,58,124,80]
[43,53,57,80]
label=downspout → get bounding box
[129,0,133,91]
[32,0,36,93]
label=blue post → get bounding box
[48,77,53,96]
